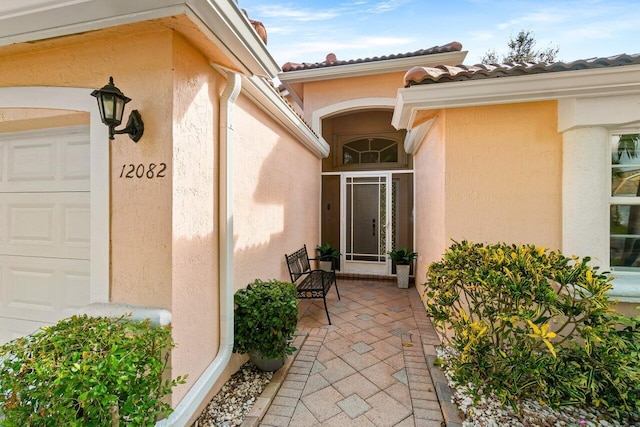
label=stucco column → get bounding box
[562,127,609,268]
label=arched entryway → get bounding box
[320,108,413,276]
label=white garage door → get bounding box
[0,125,91,344]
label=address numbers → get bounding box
[119,163,167,179]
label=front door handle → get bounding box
[372,218,376,236]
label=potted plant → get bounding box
[316,243,340,271]
[388,248,418,288]
[233,279,298,371]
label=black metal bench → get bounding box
[285,245,341,324]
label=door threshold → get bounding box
[336,272,415,284]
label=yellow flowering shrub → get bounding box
[424,241,640,418]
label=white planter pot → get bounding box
[319,260,333,272]
[396,264,410,288]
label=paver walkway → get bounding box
[259,278,447,427]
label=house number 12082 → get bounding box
[119,163,167,179]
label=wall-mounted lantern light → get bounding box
[91,77,144,142]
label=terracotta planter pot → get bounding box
[396,264,410,288]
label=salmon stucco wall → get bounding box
[190,68,324,416]
[0,108,88,132]
[0,26,225,406]
[0,28,176,312]
[412,113,447,292]
[301,72,405,123]
[233,94,322,288]
[108,34,176,313]
[169,33,220,405]
[444,101,562,249]
[412,101,562,293]
[0,20,325,410]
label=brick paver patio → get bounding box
[259,278,448,427]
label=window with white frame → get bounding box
[342,138,399,165]
[610,132,640,270]
[332,131,408,170]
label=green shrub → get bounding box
[424,241,640,417]
[0,314,186,426]
[233,279,298,360]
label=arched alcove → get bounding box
[321,109,409,172]
[318,107,413,276]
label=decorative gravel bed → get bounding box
[437,347,640,427]
[194,361,272,427]
[193,350,640,426]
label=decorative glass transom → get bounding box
[343,138,398,165]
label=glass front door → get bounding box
[342,174,391,274]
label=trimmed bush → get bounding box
[233,279,298,360]
[424,241,640,417]
[0,314,186,426]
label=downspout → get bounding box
[157,71,241,426]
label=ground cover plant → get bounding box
[0,314,186,426]
[423,241,640,419]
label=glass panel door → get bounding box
[342,174,390,274]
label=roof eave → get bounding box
[0,0,280,78]
[392,64,640,130]
[186,0,280,77]
[278,51,468,85]
[242,75,330,158]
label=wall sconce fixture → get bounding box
[91,77,144,142]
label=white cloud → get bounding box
[252,0,412,23]
[365,0,411,13]
[467,30,495,42]
[291,36,411,55]
[270,34,415,64]
[254,5,339,21]
[264,25,295,35]
[497,11,566,30]
[570,26,617,41]
[358,35,414,47]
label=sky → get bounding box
[238,0,640,67]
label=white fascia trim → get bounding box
[0,0,279,78]
[284,86,304,111]
[278,51,467,85]
[185,0,280,77]
[558,95,640,132]
[242,74,330,158]
[393,64,640,129]
[403,118,435,154]
[0,0,186,46]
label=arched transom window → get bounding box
[343,138,399,165]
